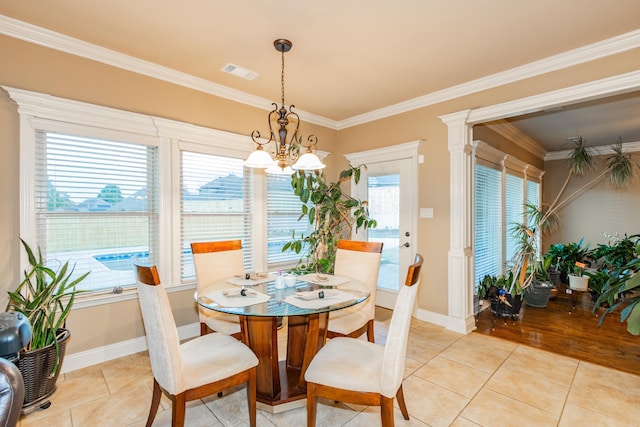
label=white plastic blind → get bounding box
[180,151,253,280]
[35,131,159,292]
[505,172,525,265]
[266,174,311,266]
[526,179,541,257]
[474,163,502,285]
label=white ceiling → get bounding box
[1,1,639,151]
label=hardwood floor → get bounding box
[474,283,640,376]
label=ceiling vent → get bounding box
[221,63,259,80]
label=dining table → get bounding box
[195,273,369,413]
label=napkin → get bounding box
[222,288,258,298]
[284,290,356,309]
[294,289,339,300]
[206,288,271,308]
[297,274,350,287]
[226,273,277,286]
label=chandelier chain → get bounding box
[281,49,286,107]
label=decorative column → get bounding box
[439,110,476,334]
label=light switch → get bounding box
[420,208,433,218]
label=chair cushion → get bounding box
[304,337,383,394]
[200,311,242,335]
[327,306,369,335]
[180,333,258,391]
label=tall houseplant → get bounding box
[6,238,89,410]
[511,137,638,297]
[283,165,376,273]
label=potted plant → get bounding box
[594,256,640,335]
[484,272,523,320]
[568,261,589,291]
[590,233,640,272]
[283,164,376,273]
[5,239,89,412]
[523,255,555,308]
[545,240,589,284]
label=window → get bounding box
[266,173,311,266]
[473,141,542,284]
[13,88,272,301]
[474,163,502,285]
[180,151,253,280]
[35,131,159,292]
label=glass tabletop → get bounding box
[195,278,369,317]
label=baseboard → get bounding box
[414,308,476,335]
[414,307,448,327]
[61,322,200,374]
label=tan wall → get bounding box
[543,154,640,251]
[1,32,639,355]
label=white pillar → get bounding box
[439,110,476,334]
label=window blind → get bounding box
[526,179,541,258]
[180,151,253,279]
[505,172,524,265]
[474,163,502,286]
[35,131,159,292]
[266,173,311,266]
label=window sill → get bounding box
[73,282,196,309]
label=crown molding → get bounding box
[545,140,640,161]
[484,120,548,160]
[339,29,640,129]
[2,14,638,131]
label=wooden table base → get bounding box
[241,312,329,411]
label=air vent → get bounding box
[221,63,259,80]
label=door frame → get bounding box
[345,141,422,308]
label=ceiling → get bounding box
[1,1,639,152]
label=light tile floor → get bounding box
[18,311,640,427]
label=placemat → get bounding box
[206,288,270,308]
[226,273,277,286]
[297,274,350,287]
[284,289,355,309]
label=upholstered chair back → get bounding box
[380,254,423,398]
[135,266,185,395]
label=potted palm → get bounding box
[5,239,89,412]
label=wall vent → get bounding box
[221,63,259,80]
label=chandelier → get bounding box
[244,39,325,174]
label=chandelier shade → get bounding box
[244,39,324,172]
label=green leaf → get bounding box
[623,301,640,335]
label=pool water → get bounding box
[93,252,150,271]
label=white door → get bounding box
[347,142,420,309]
[364,159,416,308]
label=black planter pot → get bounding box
[490,292,523,320]
[16,328,70,413]
[524,282,554,308]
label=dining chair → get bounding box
[305,253,423,427]
[133,260,258,427]
[327,239,383,343]
[191,240,244,338]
